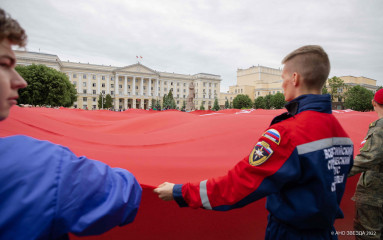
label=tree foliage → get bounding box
[254,96,265,109]
[162,90,177,109]
[224,99,229,109]
[327,76,346,101]
[16,64,77,107]
[181,100,186,111]
[200,101,205,110]
[98,94,105,109]
[233,94,252,109]
[264,94,272,109]
[212,98,220,111]
[344,85,374,111]
[270,93,286,109]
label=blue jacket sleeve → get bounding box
[52,146,142,237]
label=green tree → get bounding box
[270,93,286,109]
[156,99,161,110]
[103,94,113,109]
[233,94,252,109]
[200,101,205,110]
[224,99,229,109]
[162,90,177,109]
[229,101,233,109]
[98,94,106,109]
[264,94,272,109]
[254,96,265,109]
[322,85,329,95]
[16,64,77,107]
[181,100,186,111]
[212,98,220,111]
[344,85,374,111]
[151,99,156,110]
[328,76,347,101]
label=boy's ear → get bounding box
[292,72,299,86]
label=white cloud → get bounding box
[3,0,383,91]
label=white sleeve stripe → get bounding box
[297,137,353,155]
[199,180,212,210]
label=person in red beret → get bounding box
[349,88,383,239]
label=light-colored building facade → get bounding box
[219,65,283,107]
[15,51,221,110]
[331,76,380,109]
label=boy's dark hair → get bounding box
[0,8,27,47]
[282,45,330,90]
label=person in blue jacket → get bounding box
[0,8,142,240]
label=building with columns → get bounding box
[15,50,221,110]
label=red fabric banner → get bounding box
[0,107,376,239]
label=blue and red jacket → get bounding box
[173,94,353,232]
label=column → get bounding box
[124,98,128,109]
[115,98,119,110]
[97,74,101,94]
[133,99,136,109]
[79,74,83,93]
[161,79,164,96]
[155,79,159,97]
[132,77,136,96]
[148,78,151,96]
[140,78,144,96]
[106,76,110,94]
[124,76,128,95]
[87,74,91,94]
[115,74,119,96]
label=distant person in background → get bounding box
[154,45,354,239]
[0,8,141,240]
[349,88,383,240]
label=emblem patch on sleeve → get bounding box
[262,129,281,145]
[249,141,274,166]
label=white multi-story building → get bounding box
[15,50,221,110]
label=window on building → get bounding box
[93,75,96,80]
[171,82,173,86]
[183,89,186,93]
[111,91,114,95]
[177,82,180,86]
[83,97,87,101]
[164,81,167,85]
[111,84,114,88]
[177,89,180,92]
[136,86,139,90]
[143,86,146,90]
[183,95,186,98]
[93,90,96,94]
[209,83,211,87]
[102,83,105,87]
[111,77,114,81]
[102,76,105,80]
[93,97,96,102]
[203,82,206,87]
[83,82,86,87]
[177,100,180,104]
[165,88,167,92]
[183,83,186,87]
[83,74,87,79]
[102,90,105,94]
[177,94,179,98]
[73,74,77,78]
[128,85,131,89]
[273,91,275,94]
[92,105,96,110]
[83,105,87,110]
[73,81,76,86]
[119,85,122,89]
[83,90,87,94]
[92,83,96,87]
[215,83,217,87]
[203,95,205,99]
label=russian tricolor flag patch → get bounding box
[262,129,281,145]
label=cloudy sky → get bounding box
[3,0,383,91]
